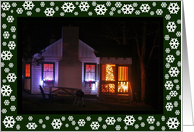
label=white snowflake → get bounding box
[124,125,128,130]
[115,125,121,130]
[75,126,79,130]
[86,116,91,121]
[72,121,76,126]
[169,38,179,49]
[1,51,13,60]
[165,74,169,79]
[165,81,174,90]
[7,16,14,23]
[39,119,43,124]
[16,8,23,14]
[135,10,141,15]
[168,3,180,14]
[16,124,20,130]
[174,101,178,107]
[165,102,173,111]
[2,24,7,29]
[161,2,167,8]
[152,2,156,7]
[106,1,111,7]
[150,11,154,16]
[179,95,181,100]
[45,116,49,120]
[4,67,10,73]
[164,35,170,41]
[166,95,171,100]
[176,31,181,37]
[133,2,138,7]
[1,85,12,97]
[117,117,122,122]
[1,62,5,67]
[161,126,166,131]
[109,11,114,16]
[147,116,155,124]
[4,100,10,105]
[177,19,181,24]
[68,116,74,121]
[26,122,37,130]
[36,8,41,12]
[117,10,121,14]
[165,63,170,68]
[121,4,134,14]
[51,119,62,129]
[90,121,100,130]
[8,41,16,50]
[140,122,145,127]
[10,95,16,101]
[115,2,122,8]
[156,9,163,15]
[102,124,107,129]
[2,42,7,46]
[61,2,75,13]
[3,31,10,39]
[138,116,142,121]
[55,6,59,11]
[10,26,16,32]
[140,4,151,13]
[98,117,102,122]
[61,116,65,121]
[165,14,171,20]
[75,2,79,5]
[175,110,180,115]
[174,79,179,83]
[176,50,180,56]
[88,11,93,16]
[2,13,6,17]
[111,7,116,11]
[11,10,14,13]
[161,116,165,121]
[105,117,116,125]
[166,55,175,63]
[123,115,136,126]
[2,108,7,114]
[166,117,180,129]
[78,119,85,127]
[10,105,16,111]
[134,124,139,129]
[12,2,17,7]
[6,73,17,82]
[3,116,16,128]
[169,91,178,97]
[42,124,46,129]
[44,8,55,17]
[92,1,97,6]
[156,121,160,126]
[176,85,180,90]
[74,12,79,16]
[65,124,69,127]
[149,126,155,130]
[28,116,33,121]
[12,34,16,39]
[79,2,90,11]
[94,4,107,15]
[166,22,177,32]
[50,2,55,6]
[22,1,34,10]
[60,12,65,16]
[168,67,180,77]
[1,2,11,11]
[40,2,45,7]
[2,79,7,83]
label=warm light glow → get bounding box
[25,64,30,77]
[106,64,115,81]
[118,66,128,81]
[101,84,115,93]
[118,82,128,93]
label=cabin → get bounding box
[22,27,133,102]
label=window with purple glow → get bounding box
[42,63,54,81]
[84,64,96,82]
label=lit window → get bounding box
[118,66,128,93]
[42,63,54,81]
[85,64,96,82]
[102,64,115,81]
[25,64,30,77]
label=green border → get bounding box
[1,1,181,131]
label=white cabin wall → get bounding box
[31,64,42,94]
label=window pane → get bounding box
[101,84,115,94]
[102,64,115,81]
[85,64,96,81]
[25,64,30,77]
[118,82,128,93]
[118,66,128,81]
[43,64,54,81]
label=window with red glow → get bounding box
[25,64,30,77]
[43,64,54,81]
[85,64,96,82]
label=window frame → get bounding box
[25,63,31,78]
[42,62,55,82]
[84,63,97,83]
